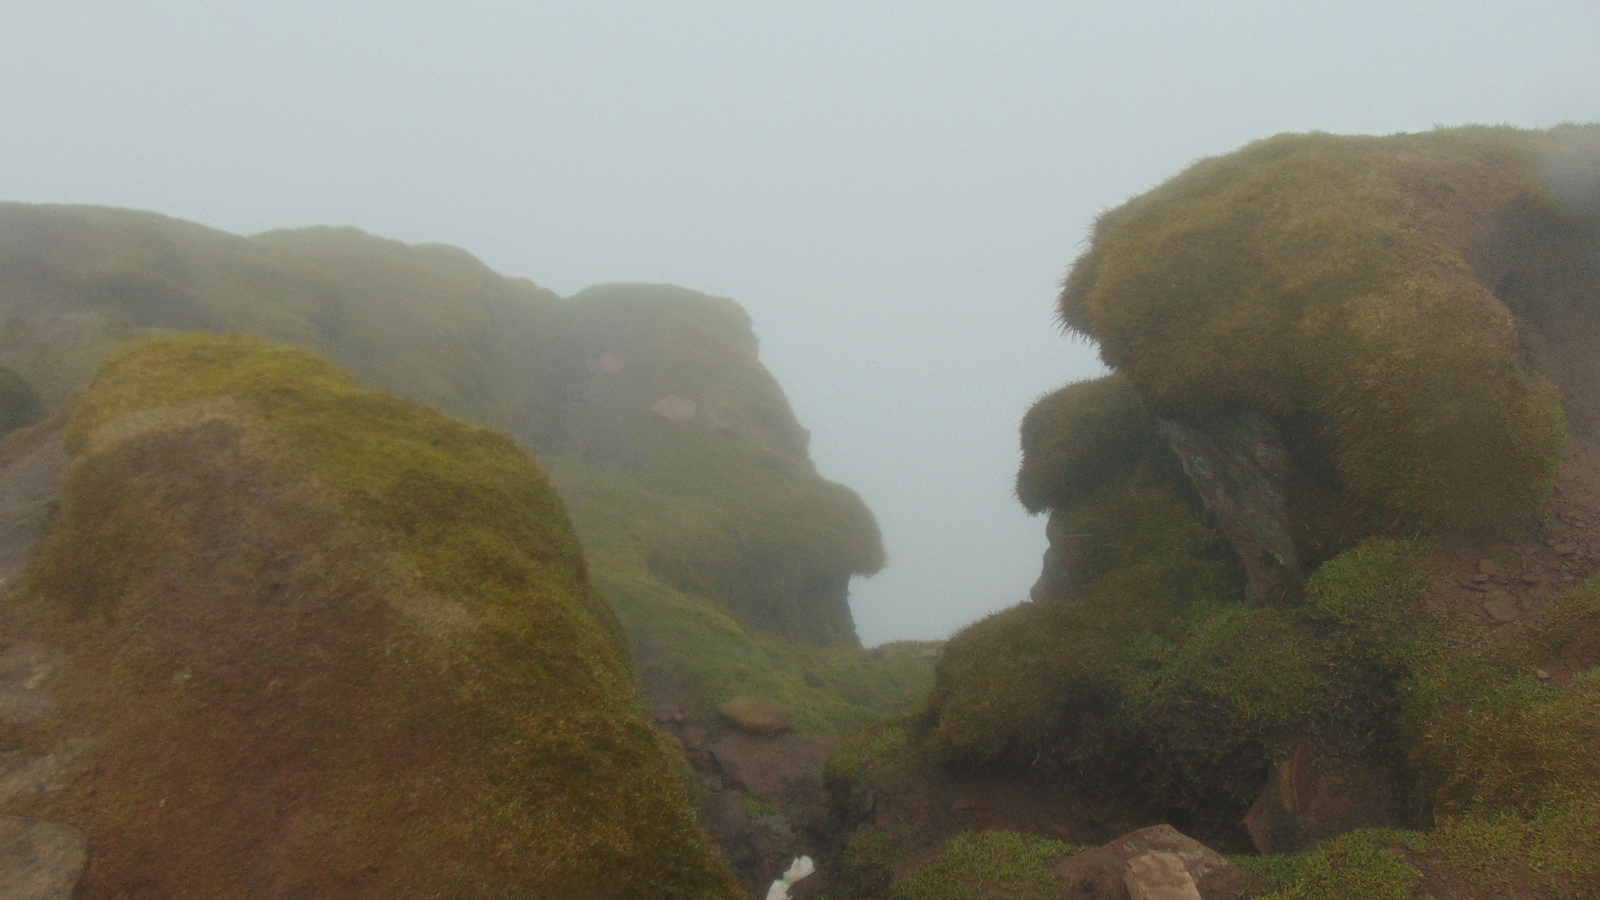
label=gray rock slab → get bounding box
[0,816,86,900]
[0,741,89,807]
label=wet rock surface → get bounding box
[656,700,839,896]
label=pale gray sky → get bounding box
[4,2,1598,642]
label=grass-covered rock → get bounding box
[1060,126,1588,543]
[837,125,1600,898]
[6,334,742,898]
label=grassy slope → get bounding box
[0,203,923,734]
[847,125,1600,898]
[14,334,742,898]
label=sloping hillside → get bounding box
[0,334,742,898]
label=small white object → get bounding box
[784,856,815,882]
[765,855,815,900]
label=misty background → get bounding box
[3,2,1597,644]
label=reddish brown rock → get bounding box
[1241,743,1394,853]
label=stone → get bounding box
[709,733,839,801]
[1242,743,1393,853]
[1156,412,1302,605]
[1127,852,1203,900]
[0,741,88,807]
[0,645,63,725]
[1477,558,1499,576]
[650,394,698,422]
[600,354,626,374]
[1483,595,1520,623]
[1056,824,1242,900]
[718,695,793,736]
[0,816,86,900]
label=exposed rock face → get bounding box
[1241,742,1396,854]
[1055,825,1242,900]
[1157,411,1302,604]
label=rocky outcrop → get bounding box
[1156,411,1302,604]
[1240,743,1396,854]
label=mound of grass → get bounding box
[912,533,1451,833]
[19,334,742,898]
[1015,374,1159,513]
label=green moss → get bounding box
[1060,127,1579,541]
[1015,374,1158,513]
[885,831,1082,900]
[826,719,914,786]
[920,476,1237,776]
[1246,829,1428,900]
[833,825,904,899]
[25,334,742,898]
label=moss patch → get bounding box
[885,831,1083,900]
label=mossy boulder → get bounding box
[4,334,741,898]
[894,126,1600,855]
[1060,126,1589,543]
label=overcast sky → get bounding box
[4,2,1598,643]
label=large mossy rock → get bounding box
[1059,126,1590,543]
[2,334,741,898]
[887,126,1600,855]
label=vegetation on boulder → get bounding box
[11,333,742,898]
[1059,126,1582,542]
[831,124,1600,898]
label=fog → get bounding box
[4,2,1597,643]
